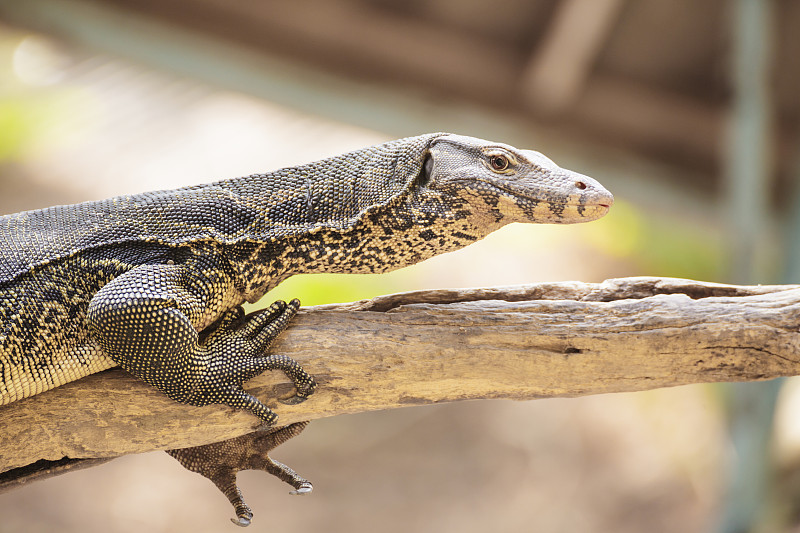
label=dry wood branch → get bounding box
[2,276,800,475]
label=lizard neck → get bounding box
[227,196,507,303]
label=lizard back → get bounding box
[0,134,439,285]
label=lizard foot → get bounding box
[167,421,311,527]
[88,265,314,426]
[193,299,316,424]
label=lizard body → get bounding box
[0,133,613,525]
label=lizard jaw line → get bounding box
[455,178,612,212]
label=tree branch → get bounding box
[3,276,800,476]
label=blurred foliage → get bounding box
[259,271,418,307]
[0,98,33,160]
[0,32,91,164]
[585,200,725,282]
[0,91,86,162]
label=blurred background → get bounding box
[0,0,799,531]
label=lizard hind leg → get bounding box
[166,421,312,527]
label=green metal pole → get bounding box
[718,0,777,532]
[725,0,771,284]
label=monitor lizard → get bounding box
[0,133,613,525]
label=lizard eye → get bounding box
[489,154,509,172]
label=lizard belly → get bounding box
[0,341,114,405]
[0,247,140,404]
[0,269,113,404]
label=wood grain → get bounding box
[2,276,800,475]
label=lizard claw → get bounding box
[231,515,252,527]
[279,394,309,405]
[289,482,313,495]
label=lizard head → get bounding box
[417,134,613,226]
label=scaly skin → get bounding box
[0,133,613,525]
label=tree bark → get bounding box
[2,276,800,476]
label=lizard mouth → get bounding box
[477,180,613,211]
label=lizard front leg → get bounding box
[86,263,315,424]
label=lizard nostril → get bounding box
[575,181,587,190]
